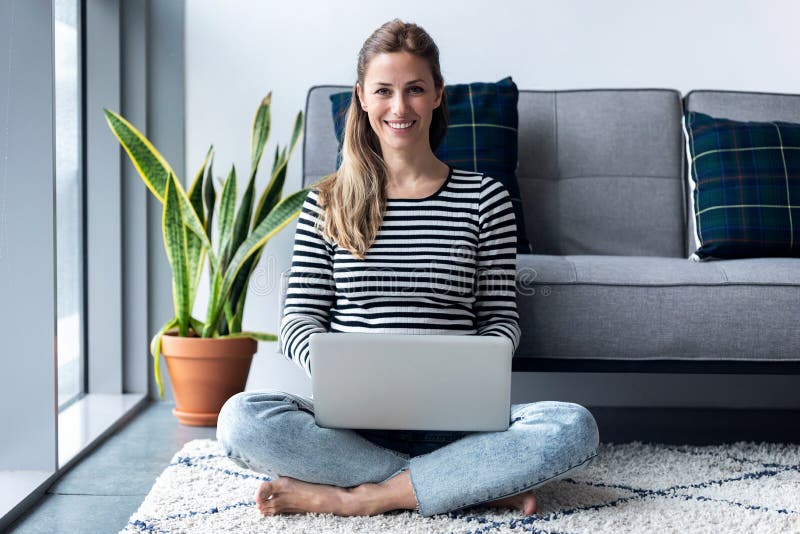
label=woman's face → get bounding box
[356,52,443,155]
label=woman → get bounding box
[217,18,599,519]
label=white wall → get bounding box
[185,0,800,407]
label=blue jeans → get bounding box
[216,390,599,517]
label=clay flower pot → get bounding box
[160,330,257,426]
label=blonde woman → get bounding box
[217,19,599,518]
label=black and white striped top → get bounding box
[279,166,521,378]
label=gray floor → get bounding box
[7,402,215,534]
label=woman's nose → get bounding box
[391,94,409,115]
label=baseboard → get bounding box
[589,407,800,444]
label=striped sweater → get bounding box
[279,166,521,378]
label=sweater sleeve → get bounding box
[475,176,522,352]
[279,190,335,378]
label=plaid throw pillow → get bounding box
[329,77,531,254]
[684,111,800,260]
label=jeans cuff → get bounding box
[407,468,423,515]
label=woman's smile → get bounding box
[384,119,417,133]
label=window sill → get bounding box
[0,393,147,530]
[58,393,147,469]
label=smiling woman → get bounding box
[216,18,599,521]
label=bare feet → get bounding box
[253,474,536,518]
[483,490,537,516]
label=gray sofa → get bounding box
[280,86,800,373]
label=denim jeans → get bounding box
[216,390,600,517]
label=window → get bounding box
[1,1,151,528]
[54,0,85,409]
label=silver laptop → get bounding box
[309,332,513,432]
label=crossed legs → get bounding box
[217,391,598,518]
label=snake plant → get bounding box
[104,92,309,398]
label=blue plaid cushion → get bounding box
[330,77,531,254]
[684,111,800,260]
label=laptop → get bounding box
[309,332,513,432]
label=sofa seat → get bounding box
[516,255,800,362]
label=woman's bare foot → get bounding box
[483,490,537,516]
[254,477,357,516]
[254,471,417,517]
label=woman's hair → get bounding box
[313,19,448,259]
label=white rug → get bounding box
[121,439,800,533]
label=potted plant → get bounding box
[104,92,309,426]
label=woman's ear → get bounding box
[356,83,367,111]
[433,86,444,109]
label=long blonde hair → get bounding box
[314,19,449,259]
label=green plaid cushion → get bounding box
[684,111,800,260]
[330,77,531,254]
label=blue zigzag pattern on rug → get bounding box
[125,446,800,533]
[172,454,272,482]
[129,500,254,534]
[658,443,797,468]
[443,466,800,534]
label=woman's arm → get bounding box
[279,190,335,377]
[474,176,522,353]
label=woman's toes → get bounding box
[522,493,537,515]
[254,481,274,509]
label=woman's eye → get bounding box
[409,86,423,94]
[376,88,390,95]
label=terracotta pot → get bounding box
[160,330,257,426]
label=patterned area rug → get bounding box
[121,439,800,533]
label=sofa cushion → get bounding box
[328,77,532,254]
[515,254,800,361]
[278,254,800,359]
[683,91,800,258]
[516,90,687,257]
[683,111,800,260]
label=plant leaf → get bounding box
[223,300,235,335]
[226,169,259,322]
[232,270,248,332]
[163,174,191,336]
[227,240,264,332]
[189,316,204,336]
[218,331,277,342]
[287,110,303,165]
[203,157,216,241]
[228,169,256,277]
[250,92,271,174]
[202,268,224,338]
[204,160,217,287]
[174,172,218,270]
[217,165,237,267]
[149,317,179,399]
[186,147,212,312]
[190,146,213,220]
[103,108,175,203]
